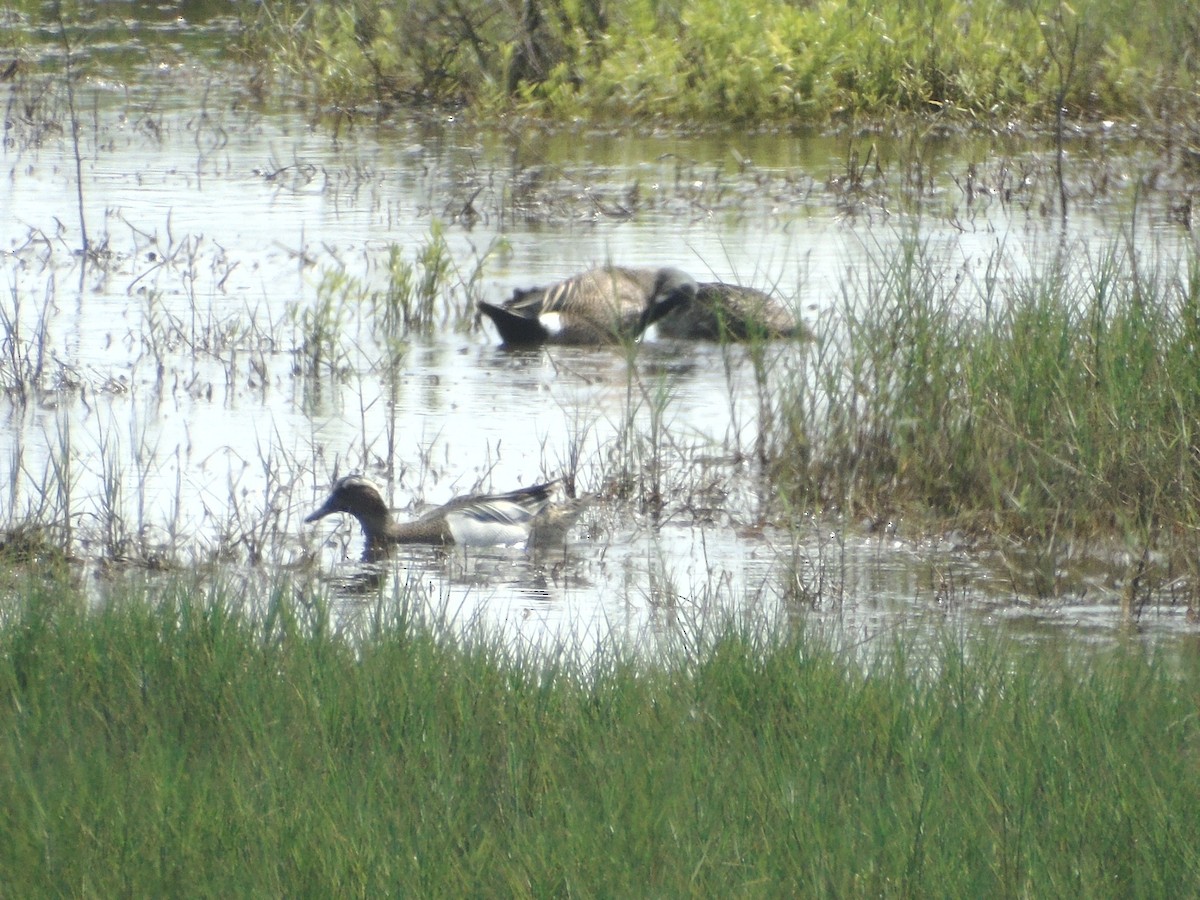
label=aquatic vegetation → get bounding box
[290,267,359,379]
[373,223,456,337]
[291,227,482,378]
[0,284,52,405]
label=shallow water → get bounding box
[2,23,1198,653]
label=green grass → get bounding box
[240,0,1199,128]
[1,571,1198,894]
[778,233,1200,597]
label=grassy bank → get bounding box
[1,572,1198,894]
[246,0,1198,128]
[775,234,1200,600]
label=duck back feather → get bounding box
[479,266,697,346]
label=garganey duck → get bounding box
[305,475,584,557]
[478,265,697,346]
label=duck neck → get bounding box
[384,516,454,545]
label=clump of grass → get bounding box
[0,523,70,573]
[608,343,679,517]
[778,232,1200,601]
[215,444,306,567]
[370,222,487,339]
[0,268,69,405]
[292,227,489,383]
[1,573,1198,894]
[290,267,359,379]
[603,340,743,524]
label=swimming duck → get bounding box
[305,475,584,557]
[478,266,697,346]
[655,282,810,341]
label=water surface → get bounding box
[2,22,1196,653]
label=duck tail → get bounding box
[478,300,551,346]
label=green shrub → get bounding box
[247,0,1200,126]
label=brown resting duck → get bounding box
[478,265,697,346]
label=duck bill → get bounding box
[304,500,335,523]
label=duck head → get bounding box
[638,267,698,330]
[305,476,392,540]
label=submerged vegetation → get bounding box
[1,576,1198,894]
[241,0,1200,129]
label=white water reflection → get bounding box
[2,80,1197,652]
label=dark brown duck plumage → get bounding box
[478,266,698,346]
[655,282,810,341]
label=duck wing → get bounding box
[538,267,652,317]
[440,481,560,546]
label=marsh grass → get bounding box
[612,347,677,518]
[605,341,736,524]
[291,267,358,379]
[294,228,492,384]
[1,573,1198,894]
[371,224,498,340]
[779,231,1200,604]
[0,282,52,405]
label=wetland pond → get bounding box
[3,16,1199,656]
